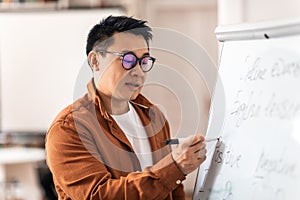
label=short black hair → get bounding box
[86,15,152,56]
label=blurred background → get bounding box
[0,0,300,199]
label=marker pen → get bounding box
[165,137,219,145]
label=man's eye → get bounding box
[124,59,134,64]
[142,58,150,64]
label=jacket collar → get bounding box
[87,78,152,120]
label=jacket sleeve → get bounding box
[45,119,186,200]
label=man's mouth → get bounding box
[125,82,140,90]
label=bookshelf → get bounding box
[0,0,107,11]
[0,0,57,11]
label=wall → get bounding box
[138,0,218,63]
[0,9,122,132]
[218,0,300,25]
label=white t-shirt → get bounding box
[111,103,153,170]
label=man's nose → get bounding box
[130,64,145,77]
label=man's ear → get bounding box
[88,51,100,71]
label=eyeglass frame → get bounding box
[96,50,156,72]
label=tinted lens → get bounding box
[140,56,154,72]
[122,53,137,69]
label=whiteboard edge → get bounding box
[215,18,300,42]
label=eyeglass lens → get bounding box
[122,53,154,72]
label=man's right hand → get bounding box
[171,134,207,175]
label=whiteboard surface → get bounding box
[194,29,300,199]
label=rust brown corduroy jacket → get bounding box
[45,79,186,200]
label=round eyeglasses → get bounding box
[96,50,156,72]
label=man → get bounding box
[46,15,207,199]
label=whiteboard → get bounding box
[193,19,300,200]
[0,9,122,132]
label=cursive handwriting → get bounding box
[213,142,242,168]
[208,181,234,200]
[254,150,297,177]
[240,57,267,81]
[230,90,300,127]
[264,93,300,120]
[231,90,262,127]
[251,181,285,200]
[240,56,300,82]
[271,58,300,78]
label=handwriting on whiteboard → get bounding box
[231,90,300,127]
[240,56,300,82]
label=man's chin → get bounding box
[111,93,138,102]
[130,94,139,101]
[129,91,141,100]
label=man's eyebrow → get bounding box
[122,50,150,56]
[120,49,130,53]
[119,49,150,56]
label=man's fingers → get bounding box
[193,144,207,160]
[181,135,205,147]
[193,143,206,153]
[197,155,207,161]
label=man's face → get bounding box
[95,32,149,101]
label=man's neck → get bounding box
[97,90,129,115]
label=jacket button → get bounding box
[176,180,181,185]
